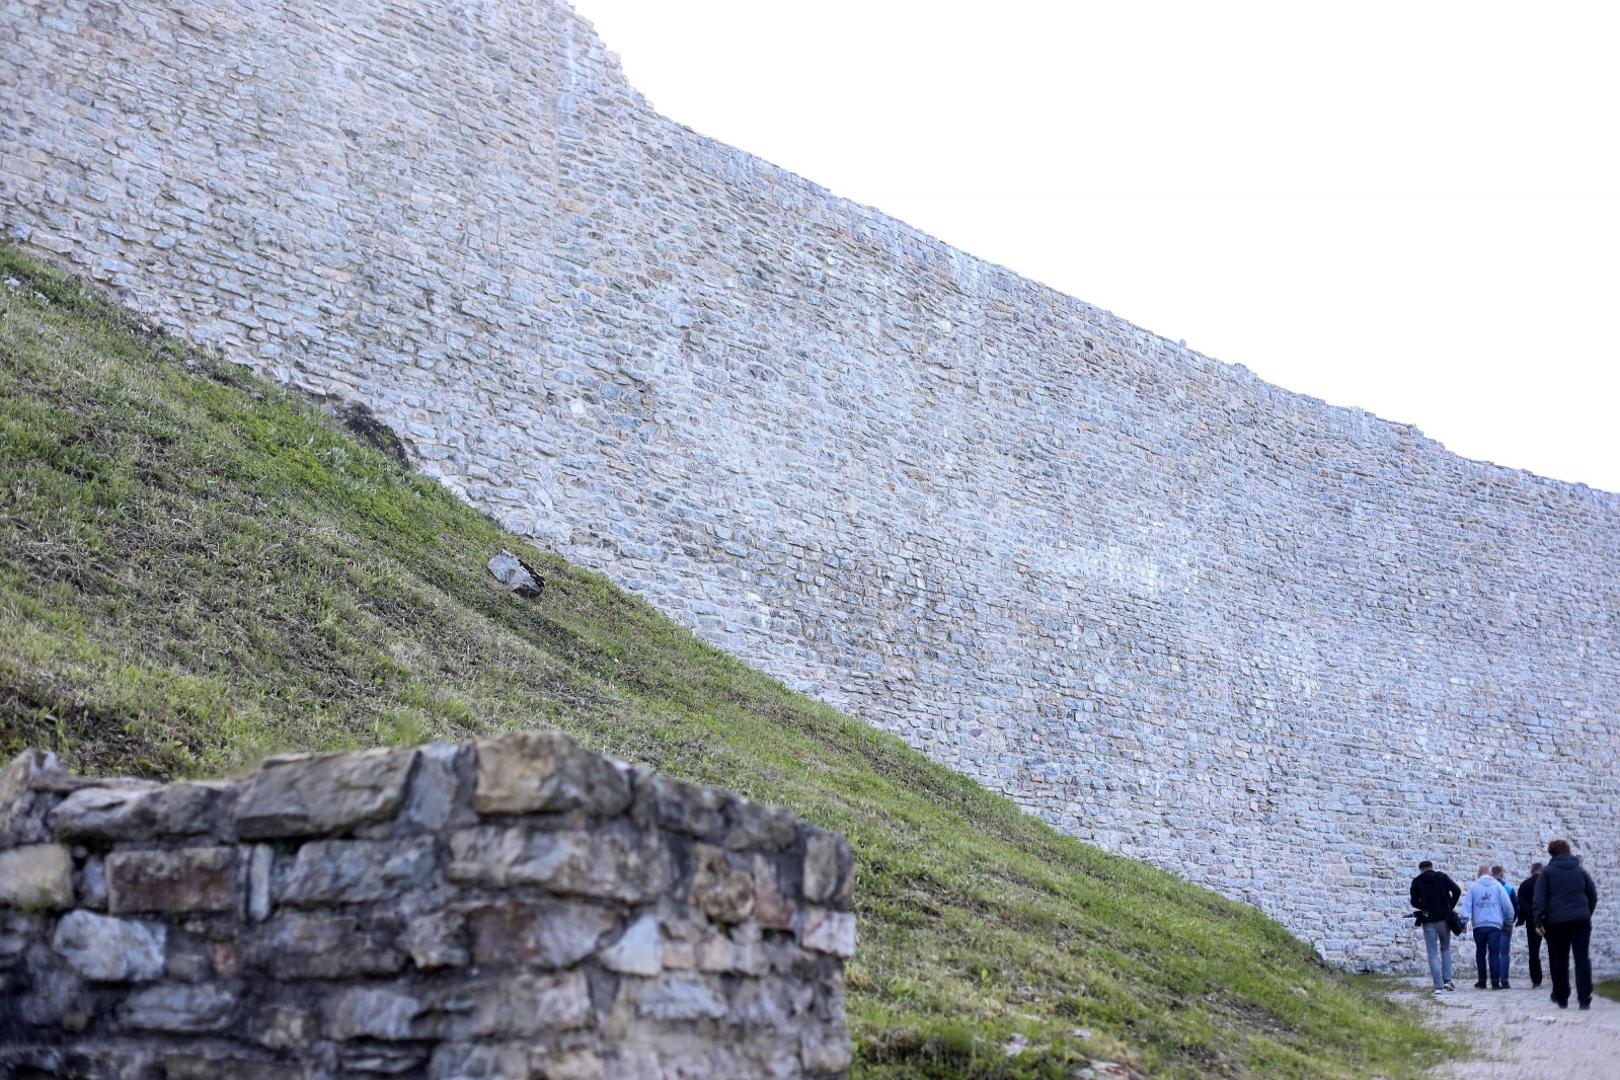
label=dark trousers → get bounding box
[1523,922,1543,986]
[1544,919,1593,1005]
[1472,926,1509,985]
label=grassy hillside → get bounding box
[0,242,1455,1077]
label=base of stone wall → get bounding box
[0,736,854,1078]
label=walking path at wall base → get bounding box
[1413,977,1620,1079]
[0,739,855,1078]
[2,0,1617,972]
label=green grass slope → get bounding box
[0,243,1455,1077]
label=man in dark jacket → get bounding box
[1411,860,1463,994]
[1517,861,1545,988]
[1533,839,1599,1009]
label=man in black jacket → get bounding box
[1516,861,1545,989]
[1411,860,1463,994]
[1533,839,1600,1009]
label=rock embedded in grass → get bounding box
[487,548,543,598]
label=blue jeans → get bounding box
[1473,926,1510,984]
[1423,920,1454,989]
[1493,925,1513,984]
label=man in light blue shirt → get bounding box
[1491,865,1517,982]
[1460,864,1517,989]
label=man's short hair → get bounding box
[1477,863,1491,877]
[1531,861,1544,872]
[1491,865,1505,876]
[1418,860,1434,870]
[1548,839,1572,856]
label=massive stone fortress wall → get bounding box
[2,0,1616,971]
[0,738,854,1077]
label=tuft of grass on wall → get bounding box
[0,241,1460,1077]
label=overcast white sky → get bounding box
[572,0,1619,493]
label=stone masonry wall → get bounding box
[0,738,855,1078]
[2,0,1617,972]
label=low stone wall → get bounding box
[0,735,854,1078]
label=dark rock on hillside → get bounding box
[334,401,409,466]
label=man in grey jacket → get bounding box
[1460,864,1517,989]
[1533,839,1599,1010]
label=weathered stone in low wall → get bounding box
[0,741,854,1078]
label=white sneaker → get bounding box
[1433,989,1445,997]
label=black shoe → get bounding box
[1501,982,1511,989]
[1490,981,1501,989]
[1531,981,1542,989]
[1555,999,1569,1009]
[1579,1000,1592,1011]
[1475,982,1487,989]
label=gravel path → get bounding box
[1407,978,1620,1079]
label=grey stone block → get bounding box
[51,910,166,982]
[235,748,417,839]
[472,732,631,817]
[106,847,238,915]
[0,844,73,909]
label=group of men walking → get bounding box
[1410,839,1600,1009]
